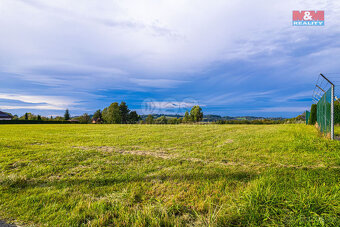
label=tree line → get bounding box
[73,102,203,124]
[96,102,203,124]
[100,102,140,124]
[68,103,203,124]
[6,102,204,124]
[9,113,64,121]
[215,119,284,124]
[143,106,203,124]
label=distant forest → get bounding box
[2,102,290,124]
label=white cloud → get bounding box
[1,0,339,81]
[0,105,66,110]
[277,91,313,102]
[1,0,340,116]
[0,93,77,110]
[130,78,187,88]
[147,101,202,109]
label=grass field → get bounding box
[0,124,339,226]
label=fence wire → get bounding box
[322,73,340,101]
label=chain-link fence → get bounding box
[317,88,332,136]
[312,74,335,139]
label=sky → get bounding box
[1,0,340,118]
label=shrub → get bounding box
[308,104,317,125]
[334,101,340,124]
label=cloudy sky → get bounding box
[1,0,340,117]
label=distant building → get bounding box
[68,119,79,123]
[0,111,12,120]
[92,118,102,124]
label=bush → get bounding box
[308,104,317,125]
[155,116,168,124]
[168,118,179,124]
[334,101,340,124]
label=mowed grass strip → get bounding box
[0,124,339,226]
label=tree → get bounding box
[128,111,140,124]
[54,116,64,121]
[168,118,178,124]
[21,113,36,120]
[335,100,340,124]
[102,102,121,124]
[41,116,49,121]
[102,107,110,123]
[37,115,42,120]
[119,102,130,124]
[183,111,191,123]
[309,104,317,125]
[93,109,102,120]
[146,114,154,124]
[78,113,91,124]
[155,116,168,124]
[190,106,203,122]
[64,109,70,120]
[111,103,121,124]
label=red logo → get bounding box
[293,11,324,26]
[293,11,324,21]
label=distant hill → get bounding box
[140,114,182,120]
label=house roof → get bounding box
[68,119,79,122]
[0,111,12,118]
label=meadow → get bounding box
[0,124,339,226]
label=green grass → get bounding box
[0,124,339,226]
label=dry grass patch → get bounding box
[74,146,178,159]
